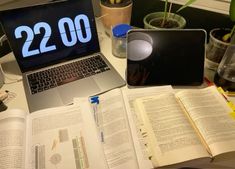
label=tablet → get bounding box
[126,29,206,86]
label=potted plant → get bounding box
[143,0,197,29]
[100,0,132,35]
[205,0,235,71]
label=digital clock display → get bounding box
[0,0,99,72]
[14,14,92,58]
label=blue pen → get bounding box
[90,96,105,143]
[90,96,99,124]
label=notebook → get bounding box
[0,0,125,112]
[126,29,206,86]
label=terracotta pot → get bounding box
[100,2,132,35]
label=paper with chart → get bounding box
[0,109,27,169]
[26,104,108,169]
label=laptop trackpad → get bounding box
[58,78,101,105]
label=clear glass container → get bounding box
[111,24,132,58]
[214,44,235,91]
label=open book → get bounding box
[133,86,235,168]
[0,103,108,169]
[78,85,235,169]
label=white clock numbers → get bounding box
[74,14,92,43]
[15,25,40,57]
[14,14,92,58]
[34,22,57,53]
[58,17,78,47]
[59,14,92,47]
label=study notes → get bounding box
[0,104,108,169]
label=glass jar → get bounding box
[112,24,132,58]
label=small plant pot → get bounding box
[100,1,132,36]
[205,28,231,71]
[143,12,186,29]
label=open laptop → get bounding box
[127,29,206,86]
[0,0,125,112]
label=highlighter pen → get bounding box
[225,91,235,97]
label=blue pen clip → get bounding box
[90,96,99,104]
[90,96,99,123]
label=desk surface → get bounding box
[0,19,234,112]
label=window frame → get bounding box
[169,0,230,15]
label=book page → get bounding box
[134,93,210,167]
[90,88,139,169]
[0,109,27,169]
[176,86,235,157]
[121,85,174,169]
[26,104,108,169]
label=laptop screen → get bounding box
[127,29,206,86]
[0,0,100,72]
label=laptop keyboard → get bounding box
[27,55,110,94]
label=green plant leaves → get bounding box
[176,0,197,12]
[230,0,235,22]
[109,0,122,4]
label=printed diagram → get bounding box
[32,129,89,169]
[34,144,46,169]
[72,132,89,169]
[50,153,62,168]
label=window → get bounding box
[170,0,230,15]
[0,0,51,11]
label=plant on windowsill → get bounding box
[100,0,133,35]
[205,0,235,71]
[143,0,197,29]
[222,0,235,43]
